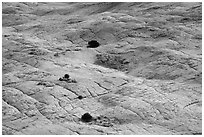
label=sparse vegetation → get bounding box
[2,2,201,135]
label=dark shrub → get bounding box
[64,74,70,79]
[81,113,93,122]
[87,40,100,48]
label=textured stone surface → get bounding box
[2,2,202,135]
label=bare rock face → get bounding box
[2,2,202,135]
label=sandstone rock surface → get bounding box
[2,2,202,135]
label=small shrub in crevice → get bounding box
[69,79,77,83]
[58,74,77,83]
[37,81,55,87]
[77,95,83,100]
[59,78,63,81]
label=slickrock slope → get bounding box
[2,2,202,135]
